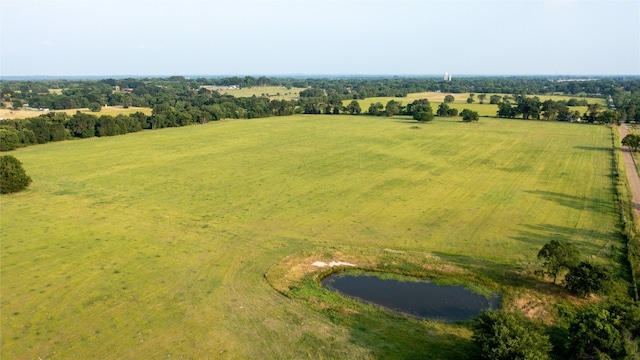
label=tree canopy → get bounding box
[560,306,629,359]
[460,109,479,122]
[622,133,640,152]
[471,310,551,360]
[408,99,434,122]
[537,240,580,284]
[0,155,32,194]
[564,261,610,297]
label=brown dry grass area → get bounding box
[504,280,597,325]
[265,247,468,295]
[266,248,373,293]
[0,106,151,120]
[507,291,554,322]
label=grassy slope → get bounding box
[1,115,619,359]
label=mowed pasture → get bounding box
[353,92,606,117]
[1,115,620,358]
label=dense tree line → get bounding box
[472,238,640,359]
[472,303,640,360]
[4,76,639,113]
[2,76,640,152]
[494,94,624,123]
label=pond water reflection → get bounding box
[321,273,500,322]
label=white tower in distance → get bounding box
[444,72,448,81]
[448,73,452,81]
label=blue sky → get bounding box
[1,0,638,76]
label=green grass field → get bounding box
[1,115,621,358]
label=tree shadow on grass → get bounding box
[432,252,564,296]
[574,145,611,152]
[523,190,613,214]
[511,223,619,256]
[330,308,477,360]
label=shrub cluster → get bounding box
[0,155,31,194]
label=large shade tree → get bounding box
[622,133,640,152]
[1,155,32,194]
[537,240,580,284]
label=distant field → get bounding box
[353,92,606,118]
[218,85,307,100]
[0,106,152,120]
[1,115,619,358]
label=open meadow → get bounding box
[0,115,621,358]
[218,85,306,100]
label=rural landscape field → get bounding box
[1,113,626,358]
[2,0,639,357]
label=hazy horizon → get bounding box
[2,0,638,77]
[2,74,639,81]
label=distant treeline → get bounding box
[3,76,640,110]
[2,76,640,151]
[0,98,292,152]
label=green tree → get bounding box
[516,95,541,120]
[408,99,433,122]
[564,261,610,297]
[460,109,479,122]
[489,95,502,104]
[346,100,361,115]
[385,100,402,117]
[444,94,455,103]
[367,102,384,116]
[478,93,487,104]
[414,110,434,122]
[96,115,120,137]
[88,102,102,112]
[537,240,580,284]
[597,109,620,124]
[541,100,561,121]
[585,103,601,123]
[622,133,640,152]
[436,103,451,116]
[0,127,21,151]
[0,155,32,194]
[328,94,343,114]
[467,94,475,104]
[472,310,551,360]
[25,117,51,144]
[67,112,97,138]
[18,128,37,146]
[562,306,628,359]
[12,99,23,109]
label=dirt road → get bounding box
[620,123,640,221]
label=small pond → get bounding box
[321,272,500,322]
